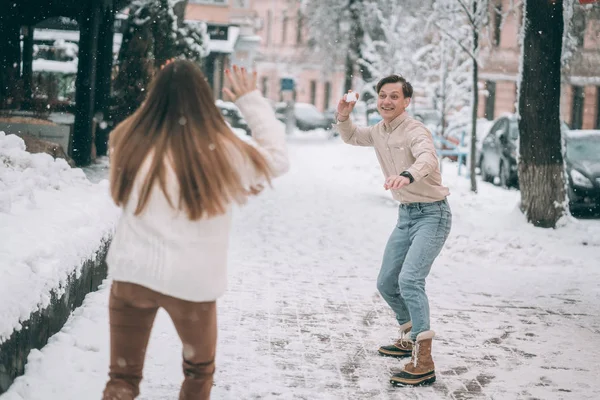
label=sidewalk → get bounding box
[2,131,599,399]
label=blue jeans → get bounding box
[377,199,452,341]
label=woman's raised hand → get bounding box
[223,65,258,102]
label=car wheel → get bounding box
[480,156,493,183]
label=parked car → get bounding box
[565,130,600,214]
[216,100,250,135]
[411,109,442,134]
[479,114,598,212]
[444,117,495,164]
[479,115,520,187]
[275,102,332,131]
[323,108,338,137]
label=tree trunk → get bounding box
[94,2,116,157]
[73,3,102,166]
[344,0,364,93]
[518,0,566,228]
[22,26,35,107]
[440,38,448,138]
[344,51,353,93]
[0,15,22,109]
[469,2,479,193]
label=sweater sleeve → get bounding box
[235,90,290,178]
[337,117,374,147]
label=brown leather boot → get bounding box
[378,321,413,358]
[390,330,436,386]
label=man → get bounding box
[336,75,451,386]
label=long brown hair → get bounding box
[109,59,273,220]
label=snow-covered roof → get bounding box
[32,59,78,74]
[33,28,123,55]
[208,25,240,54]
[183,20,239,54]
[566,129,600,139]
[34,29,79,42]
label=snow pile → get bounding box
[0,132,119,343]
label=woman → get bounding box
[103,61,288,400]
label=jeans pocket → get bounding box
[418,203,442,216]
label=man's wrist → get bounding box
[399,171,414,184]
[335,112,350,122]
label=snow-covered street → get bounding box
[2,131,600,400]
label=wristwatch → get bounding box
[399,171,414,184]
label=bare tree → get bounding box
[517,0,566,228]
[432,0,490,193]
[303,0,368,92]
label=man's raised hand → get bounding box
[336,90,359,121]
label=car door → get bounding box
[482,119,506,176]
[481,130,496,173]
[489,119,509,177]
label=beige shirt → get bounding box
[337,112,449,204]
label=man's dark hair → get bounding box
[376,75,413,98]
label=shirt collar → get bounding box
[382,111,409,132]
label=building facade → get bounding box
[186,0,347,111]
[251,0,346,111]
[185,0,262,99]
[479,0,600,130]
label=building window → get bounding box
[572,85,584,130]
[266,10,272,47]
[492,3,502,47]
[231,0,249,7]
[310,80,317,105]
[261,77,268,97]
[282,15,288,45]
[484,81,496,120]
[296,11,303,45]
[189,0,228,5]
[324,82,331,110]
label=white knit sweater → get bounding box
[106,91,289,302]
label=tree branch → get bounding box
[457,0,476,26]
[434,22,480,66]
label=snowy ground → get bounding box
[2,129,600,400]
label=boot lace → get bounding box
[412,340,420,368]
[397,328,412,348]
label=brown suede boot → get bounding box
[378,321,413,358]
[390,330,436,386]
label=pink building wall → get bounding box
[480,0,600,129]
[251,0,346,111]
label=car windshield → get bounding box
[296,104,323,120]
[566,135,600,162]
[418,110,440,124]
[509,121,519,140]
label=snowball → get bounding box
[345,92,358,102]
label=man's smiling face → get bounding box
[377,82,411,123]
